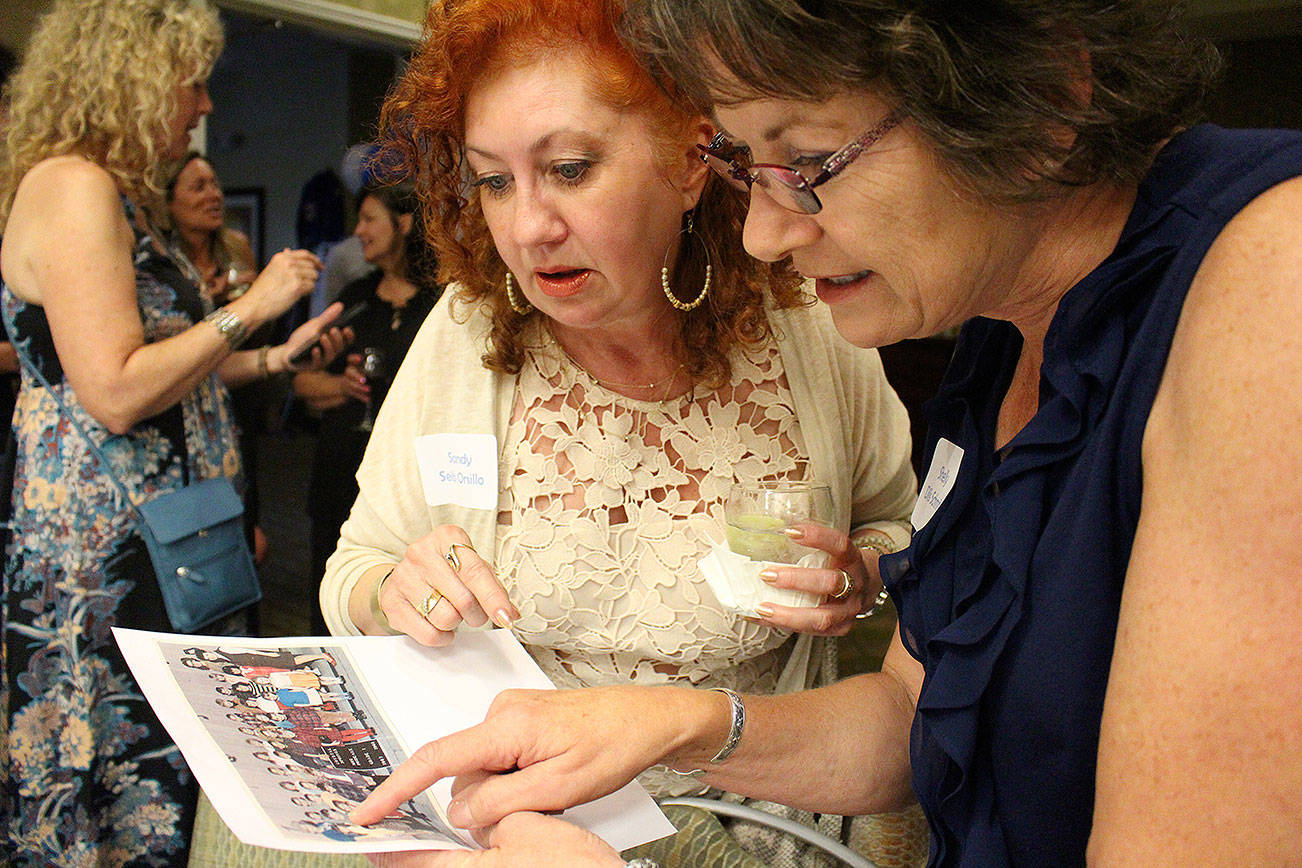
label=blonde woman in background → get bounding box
[0,1,342,863]
[165,150,257,304]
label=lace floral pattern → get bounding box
[498,334,812,697]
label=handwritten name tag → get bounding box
[911,437,963,532]
[414,433,498,510]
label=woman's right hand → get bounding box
[365,812,623,867]
[243,248,322,320]
[353,685,699,832]
[379,525,521,646]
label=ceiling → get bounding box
[212,0,1302,46]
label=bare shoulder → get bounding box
[3,156,133,303]
[15,155,119,207]
[1146,171,1302,546]
[1095,174,1302,862]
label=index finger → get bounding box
[350,722,518,825]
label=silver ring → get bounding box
[444,541,476,572]
[416,590,442,618]
[831,569,853,600]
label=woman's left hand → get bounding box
[365,812,623,867]
[750,523,879,636]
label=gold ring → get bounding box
[444,542,476,571]
[831,569,854,600]
[416,590,442,617]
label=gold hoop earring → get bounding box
[661,214,711,312]
[505,271,532,315]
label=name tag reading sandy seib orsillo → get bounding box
[415,433,499,510]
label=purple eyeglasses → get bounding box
[697,110,902,214]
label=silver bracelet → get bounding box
[707,687,745,764]
[624,860,661,868]
[853,532,897,620]
[203,307,248,349]
[856,587,892,620]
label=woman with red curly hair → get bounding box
[320,0,922,863]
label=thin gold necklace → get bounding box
[588,363,685,393]
[546,325,689,401]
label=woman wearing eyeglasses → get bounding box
[352,0,1302,866]
[317,0,926,864]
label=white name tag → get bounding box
[414,433,499,510]
[911,437,963,532]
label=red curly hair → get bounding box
[376,0,804,384]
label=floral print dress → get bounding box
[0,201,243,866]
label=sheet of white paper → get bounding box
[114,628,675,855]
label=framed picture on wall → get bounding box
[224,187,265,265]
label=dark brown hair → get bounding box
[620,0,1221,203]
[376,0,803,384]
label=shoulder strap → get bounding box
[9,334,147,525]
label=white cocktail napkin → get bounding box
[699,542,823,617]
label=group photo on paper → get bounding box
[1,0,1300,866]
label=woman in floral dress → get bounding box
[0,1,338,863]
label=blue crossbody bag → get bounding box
[13,340,261,633]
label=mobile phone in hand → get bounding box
[287,300,369,366]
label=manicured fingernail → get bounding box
[448,799,471,827]
[492,608,514,628]
[783,526,805,539]
[754,604,775,618]
[758,568,779,585]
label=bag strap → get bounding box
[9,334,149,526]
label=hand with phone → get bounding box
[287,300,370,366]
[275,302,354,375]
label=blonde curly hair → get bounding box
[0,0,222,232]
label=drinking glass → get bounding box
[724,481,833,566]
[356,347,386,432]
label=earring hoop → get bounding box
[505,271,532,315]
[661,214,711,312]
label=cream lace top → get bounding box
[501,332,811,695]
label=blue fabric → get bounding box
[881,125,1302,866]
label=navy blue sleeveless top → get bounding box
[880,125,1302,866]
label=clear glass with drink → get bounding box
[724,480,834,567]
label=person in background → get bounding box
[166,150,257,304]
[321,0,923,864]
[295,182,442,636]
[0,1,343,863]
[352,0,1302,865]
[166,149,271,563]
